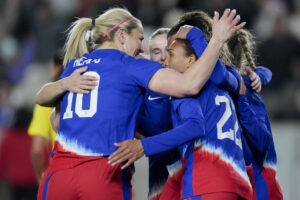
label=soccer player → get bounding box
[28,48,64,184]
[138,27,179,200]
[227,29,283,200]
[35,8,245,200]
[109,26,253,200]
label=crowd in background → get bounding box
[0,0,299,199]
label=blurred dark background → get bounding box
[0,0,299,199]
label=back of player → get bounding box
[45,49,162,200]
[171,81,252,199]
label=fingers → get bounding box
[228,9,236,21]
[82,75,98,81]
[121,158,135,169]
[212,11,219,26]
[221,8,231,19]
[231,14,241,26]
[232,21,246,33]
[251,76,260,87]
[75,66,88,74]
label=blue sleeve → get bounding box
[254,66,272,86]
[136,115,164,137]
[141,99,205,156]
[237,95,271,152]
[243,66,272,89]
[127,58,163,90]
[186,27,238,93]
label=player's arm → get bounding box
[109,99,205,169]
[50,103,60,133]
[186,26,239,93]
[148,9,246,97]
[35,67,98,107]
[30,135,47,184]
[237,78,271,152]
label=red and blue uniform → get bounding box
[137,27,242,200]
[137,89,180,200]
[229,66,283,200]
[141,80,252,199]
[38,49,163,200]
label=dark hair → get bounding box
[176,38,196,58]
[168,11,212,42]
[52,48,64,67]
[168,11,232,66]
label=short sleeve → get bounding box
[127,58,163,89]
[28,105,53,139]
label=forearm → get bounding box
[35,79,67,107]
[187,28,237,92]
[183,37,224,95]
[141,118,204,156]
[30,136,47,183]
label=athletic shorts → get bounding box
[37,157,132,200]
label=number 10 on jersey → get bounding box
[63,71,100,119]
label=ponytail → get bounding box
[63,8,141,67]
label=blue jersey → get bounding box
[138,90,178,200]
[56,49,162,156]
[142,81,252,199]
[231,67,282,200]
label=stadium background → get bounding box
[0,0,299,199]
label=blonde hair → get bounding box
[63,8,141,66]
[227,29,256,73]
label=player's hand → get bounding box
[245,67,261,93]
[62,66,98,94]
[212,9,246,44]
[176,25,194,39]
[108,139,145,169]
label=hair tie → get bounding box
[102,16,133,37]
[91,18,95,29]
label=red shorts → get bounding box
[160,167,183,200]
[37,157,132,200]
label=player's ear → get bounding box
[115,28,126,45]
[188,54,197,65]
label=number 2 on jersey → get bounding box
[215,95,242,149]
[63,71,100,119]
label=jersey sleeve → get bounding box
[243,66,272,89]
[141,99,205,156]
[127,58,163,89]
[28,105,53,139]
[236,95,271,152]
[186,27,238,93]
[254,66,272,86]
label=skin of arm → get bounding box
[50,103,60,133]
[35,9,245,106]
[148,9,245,97]
[30,136,48,184]
[35,66,98,107]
